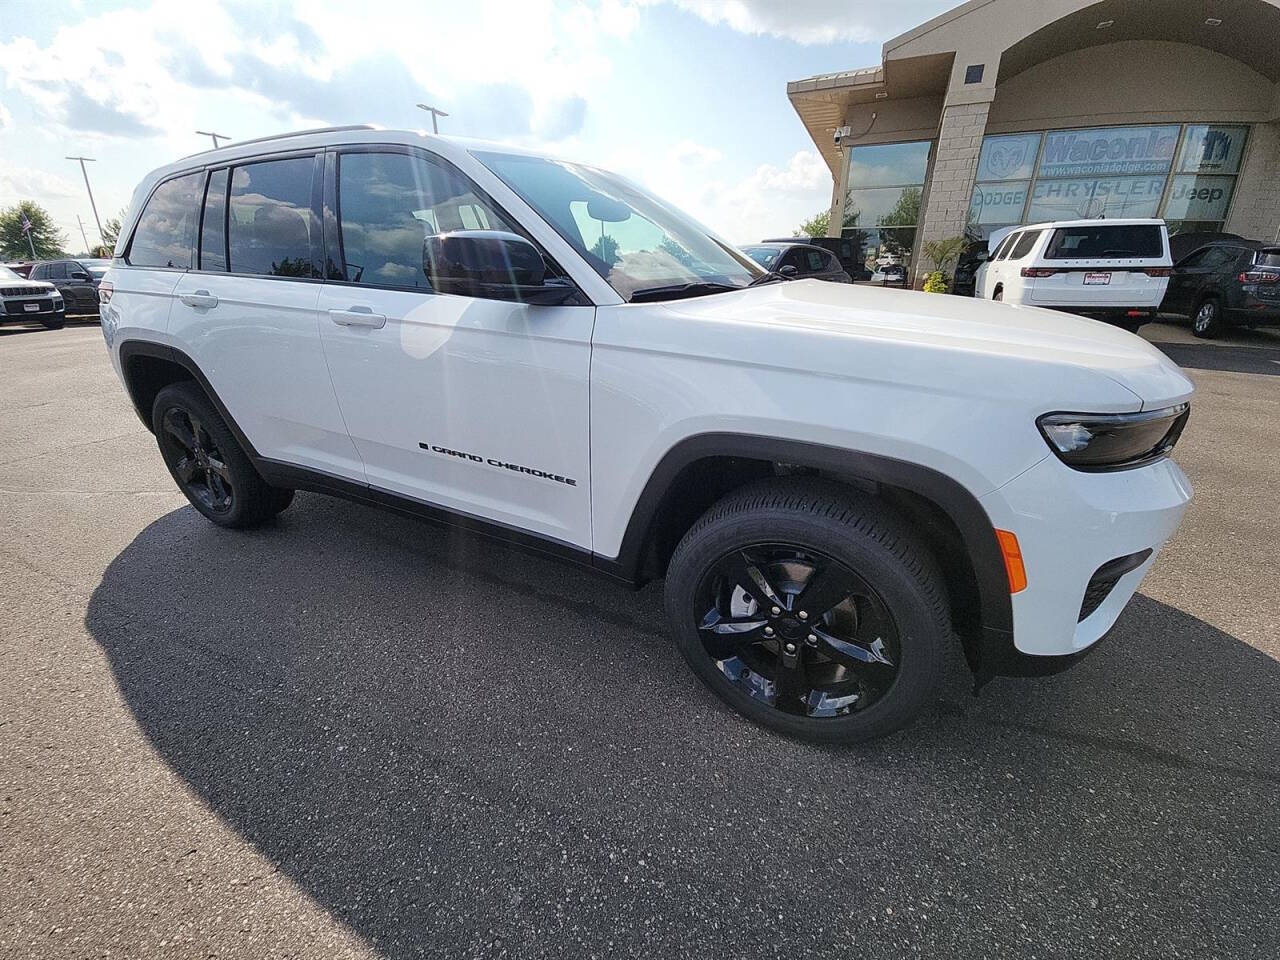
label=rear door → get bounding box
[167,154,364,480]
[1164,246,1230,315]
[315,146,595,549]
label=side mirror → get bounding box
[71,271,90,281]
[423,230,576,305]
[779,264,799,278]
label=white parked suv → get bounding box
[100,127,1194,742]
[976,219,1173,332]
[1,264,65,328]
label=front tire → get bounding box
[1192,297,1223,338]
[664,479,950,743]
[152,382,293,528]
[41,313,65,330]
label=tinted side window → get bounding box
[1009,230,1041,260]
[336,150,525,292]
[200,169,229,272]
[28,264,45,279]
[128,172,202,269]
[805,249,826,272]
[228,157,317,278]
[779,248,806,272]
[996,233,1021,260]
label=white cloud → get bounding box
[668,139,723,167]
[0,167,80,204]
[640,0,952,45]
[0,100,10,130]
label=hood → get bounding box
[653,279,1194,412]
[0,278,55,293]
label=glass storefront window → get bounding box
[967,123,1249,238]
[1177,124,1248,175]
[842,140,931,276]
[1025,175,1166,222]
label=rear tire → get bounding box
[663,478,950,743]
[1192,297,1223,338]
[992,288,1003,302]
[152,382,293,528]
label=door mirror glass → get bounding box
[71,271,90,281]
[423,230,546,294]
[778,264,799,278]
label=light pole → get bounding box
[76,215,90,252]
[415,103,448,134]
[66,156,104,246]
[196,130,229,148]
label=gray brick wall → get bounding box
[915,101,992,281]
[1227,121,1280,243]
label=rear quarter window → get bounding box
[127,172,203,269]
[1045,225,1163,260]
[1256,250,1280,269]
[1009,230,1041,260]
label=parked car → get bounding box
[741,242,852,283]
[951,239,991,297]
[764,236,871,281]
[976,219,1172,332]
[3,261,34,278]
[1168,230,1243,267]
[102,126,1193,743]
[28,258,110,317]
[0,264,64,328]
[875,252,903,268]
[1161,239,1280,338]
[870,263,907,286]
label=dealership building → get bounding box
[788,0,1280,282]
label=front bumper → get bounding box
[1,296,63,323]
[977,452,1192,666]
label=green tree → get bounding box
[101,206,129,250]
[878,187,921,229]
[797,209,829,238]
[922,236,967,279]
[0,201,67,259]
[590,233,620,268]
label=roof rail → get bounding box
[184,124,380,158]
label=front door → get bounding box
[316,147,594,550]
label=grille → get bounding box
[1078,549,1153,622]
[2,286,49,298]
[4,299,54,316]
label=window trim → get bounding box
[324,142,585,303]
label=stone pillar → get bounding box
[1225,120,1280,243]
[914,98,993,283]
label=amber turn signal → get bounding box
[995,529,1028,594]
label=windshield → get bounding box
[0,266,21,281]
[473,151,761,300]
[742,246,781,269]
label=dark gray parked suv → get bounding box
[28,259,110,317]
[1161,239,1280,338]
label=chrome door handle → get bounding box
[180,290,218,309]
[329,307,386,329]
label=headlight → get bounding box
[1037,404,1189,471]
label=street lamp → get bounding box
[196,130,230,148]
[415,103,448,134]
[65,156,105,246]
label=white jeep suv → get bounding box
[101,127,1194,742]
[976,219,1173,333]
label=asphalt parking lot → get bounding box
[2,317,1278,959]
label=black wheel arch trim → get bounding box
[597,432,1018,677]
[117,339,263,462]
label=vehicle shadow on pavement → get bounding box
[85,495,1280,959]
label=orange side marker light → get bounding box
[995,529,1028,594]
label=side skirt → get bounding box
[252,458,639,588]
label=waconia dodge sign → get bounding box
[1038,125,1181,177]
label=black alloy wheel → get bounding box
[152,381,294,528]
[161,406,235,515]
[1192,297,1222,338]
[665,479,949,743]
[695,544,901,718]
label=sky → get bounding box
[0,0,953,252]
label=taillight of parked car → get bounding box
[1142,268,1171,278]
[99,281,113,304]
[1239,270,1280,284]
[1020,267,1059,278]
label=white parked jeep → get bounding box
[101,127,1194,742]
